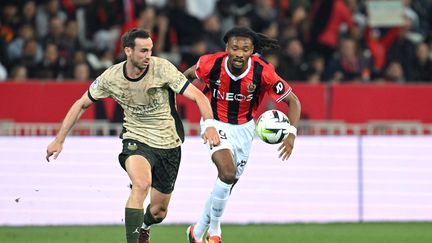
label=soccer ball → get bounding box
[255,109,290,144]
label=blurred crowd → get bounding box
[0,0,431,83]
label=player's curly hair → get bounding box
[223,27,280,54]
[121,28,151,49]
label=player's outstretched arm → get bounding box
[46,93,94,162]
[279,92,301,161]
[183,65,198,81]
[181,83,220,148]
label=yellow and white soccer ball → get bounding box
[255,109,291,144]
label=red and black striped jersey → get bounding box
[195,52,292,124]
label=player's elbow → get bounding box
[76,95,93,110]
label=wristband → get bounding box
[203,119,215,129]
[288,125,297,136]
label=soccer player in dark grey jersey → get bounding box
[46,28,220,243]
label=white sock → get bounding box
[193,194,212,241]
[208,178,232,237]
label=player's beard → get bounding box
[131,57,148,71]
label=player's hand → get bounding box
[46,140,63,162]
[203,127,220,149]
[278,134,295,161]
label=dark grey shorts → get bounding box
[118,139,181,194]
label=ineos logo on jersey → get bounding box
[212,89,253,101]
[272,81,285,95]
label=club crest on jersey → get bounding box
[247,83,256,93]
[272,81,285,95]
[127,142,138,151]
[147,88,157,95]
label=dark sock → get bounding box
[143,204,162,228]
[125,208,144,243]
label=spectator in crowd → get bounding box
[9,65,28,81]
[279,4,308,41]
[87,48,114,77]
[248,0,277,33]
[1,3,21,33]
[117,6,177,60]
[168,0,204,50]
[34,43,66,79]
[20,39,41,78]
[386,15,417,79]
[306,54,325,84]
[72,62,91,82]
[20,1,37,28]
[382,61,405,83]
[61,20,82,60]
[86,0,124,52]
[35,0,67,38]
[262,50,280,70]
[260,20,279,40]
[202,14,225,53]
[324,37,371,83]
[40,16,65,48]
[405,42,432,82]
[277,38,308,81]
[305,0,353,65]
[178,37,208,72]
[7,24,43,63]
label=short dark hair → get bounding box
[223,26,280,54]
[121,28,151,49]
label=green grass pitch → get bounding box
[0,222,431,243]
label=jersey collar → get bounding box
[224,57,251,81]
[123,61,149,82]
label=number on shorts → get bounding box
[218,130,227,139]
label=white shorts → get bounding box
[200,119,255,178]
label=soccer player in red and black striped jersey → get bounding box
[184,27,301,243]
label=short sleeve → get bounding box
[262,65,292,103]
[88,75,110,102]
[164,60,189,94]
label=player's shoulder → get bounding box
[251,54,272,67]
[198,52,227,69]
[150,56,175,67]
[199,52,227,63]
[252,54,278,72]
[99,61,125,80]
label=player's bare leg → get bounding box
[124,155,151,243]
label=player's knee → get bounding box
[131,178,151,194]
[218,170,236,184]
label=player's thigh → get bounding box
[125,155,152,187]
[119,139,155,187]
[212,148,236,174]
